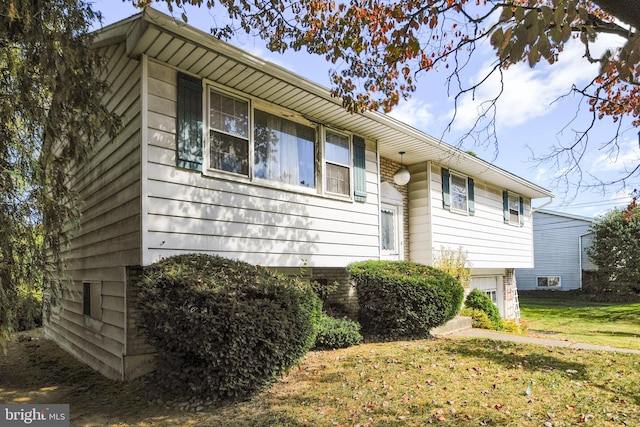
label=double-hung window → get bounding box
[450,173,468,212]
[441,168,475,215]
[209,89,249,175]
[325,130,351,196]
[503,191,524,225]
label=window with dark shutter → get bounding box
[176,72,203,171]
[503,191,523,226]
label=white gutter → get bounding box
[532,196,554,212]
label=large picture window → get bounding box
[179,75,367,201]
[254,109,316,188]
[209,89,249,175]
[325,130,351,195]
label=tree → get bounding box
[586,206,640,294]
[138,0,638,187]
[0,1,119,351]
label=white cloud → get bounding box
[387,98,435,132]
[446,35,624,133]
[587,136,640,173]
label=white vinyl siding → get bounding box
[144,61,380,268]
[44,41,142,380]
[428,164,535,269]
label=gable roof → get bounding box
[93,8,554,200]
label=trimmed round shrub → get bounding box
[460,307,493,330]
[137,253,322,401]
[347,260,464,339]
[464,288,504,330]
[313,313,363,350]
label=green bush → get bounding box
[14,288,42,332]
[137,254,322,401]
[464,288,504,331]
[347,260,464,339]
[503,319,526,334]
[313,313,363,350]
[460,307,493,330]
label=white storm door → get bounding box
[381,203,402,260]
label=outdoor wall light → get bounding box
[393,151,411,185]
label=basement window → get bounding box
[83,282,102,320]
[537,276,561,288]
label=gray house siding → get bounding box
[516,210,594,291]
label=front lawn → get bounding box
[519,293,640,351]
[1,329,639,426]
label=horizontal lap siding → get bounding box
[429,164,534,269]
[516,211,592,290]
[45,42,142,380]
[145,61,380,268]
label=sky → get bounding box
[92,1,640,218]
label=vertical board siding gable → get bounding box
[176,72,203,171]
[353,135,367,202]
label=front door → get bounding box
[381,202,403,260]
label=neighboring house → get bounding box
[516,209,596,291]
[43,8,553,381]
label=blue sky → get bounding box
[93,2,639,217]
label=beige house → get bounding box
[44,8,553,381]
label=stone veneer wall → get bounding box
[502,268,521,320]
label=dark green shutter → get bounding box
[442,168,451,210]
[468,177,475,216]
[176,72,203,171]
[353,136,367,202]
[519,196,525,226]
[503,191,509,223]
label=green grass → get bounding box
[519,294,640,350]
[3,328,640,426]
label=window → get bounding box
[503,191,524,225]
[83,282,102,320]
[441,168,475,215]
[177,74,368,201]
[485,290,497,304]
[209,89,249,175]
[254,109,316,188]
[451,173,468,211]
[381,205,398,254]
[325,130,351,195]
[537,276,561,288]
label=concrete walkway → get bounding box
[437,327,640,355]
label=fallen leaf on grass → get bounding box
[578,413,595,423]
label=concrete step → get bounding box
[430,316,472,336]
